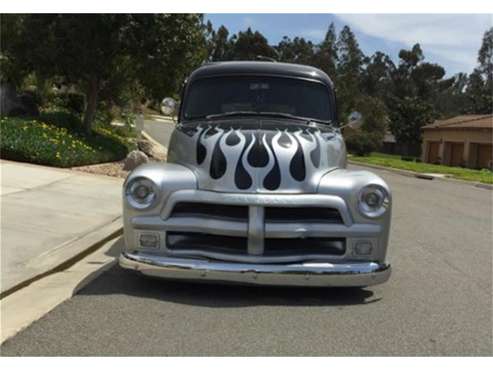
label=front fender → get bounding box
[123,163,197,250]
[124,162,197,211]
[318,168,391,223]
[318,169,392,260]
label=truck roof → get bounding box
[188,61,334,88]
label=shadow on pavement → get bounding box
[78,263,381,307]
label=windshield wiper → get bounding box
[204,111,334,126]
[257,112,334,126]
[205,111,259,119]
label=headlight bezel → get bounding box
[125,177,159,210]
[358,184,390,218]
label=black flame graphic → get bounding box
[196,128,208,165]
[235,132,253,189]
[247,132,269,167]
[263,132,281,190]
[210,138,227,179]
[179,124,334,191]
[289,135,306,181]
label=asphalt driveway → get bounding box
[1,165,491,356]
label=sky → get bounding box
[205,14,493,76]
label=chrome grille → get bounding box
[164,200,347,260]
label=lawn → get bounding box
[349,152,493,184]
[0,112,136,168]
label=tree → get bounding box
[207,24,233,61]
[358,96,389,142]
[361,51,395,98]
[380,43,453,152]
[465,27,493,114]
[312,22,338,78]
[3,14,207,133]
[0,15,29,87]
[389,96,436,150]
[435,73,470,117]
[276,36,315,65]
[127,14,207,103]
[228,28,276,61]
[344,96,389,156]
[336,26,365,121]
[478,27,493,88]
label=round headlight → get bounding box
[358,184,390,218]
[126,177,158,209]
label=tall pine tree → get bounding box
[336,25,364,121]
[313,22,338,79]
[466,27,493,113]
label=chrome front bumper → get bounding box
[119,252,391,287]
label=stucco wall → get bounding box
[421,128,492,168]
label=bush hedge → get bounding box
[345,131,380,156]
[0,114,135,168]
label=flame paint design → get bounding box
[170,123,341,192]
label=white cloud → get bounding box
[335,14,492,73]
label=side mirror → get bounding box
[160,97,177,116]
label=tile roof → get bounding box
[422,114,493,130]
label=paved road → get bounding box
[143,118,175,148]
[1,165,492,356]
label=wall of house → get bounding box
[421,128,492,169]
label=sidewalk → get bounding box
[0,160,123,296]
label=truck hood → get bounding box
[167,118,346,193]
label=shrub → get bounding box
[46,92,85,115]
[39,111,82,131]
[345,131,379,156]
[0,114,135,167]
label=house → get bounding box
[421,114,493,169]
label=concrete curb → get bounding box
[348,160,493,190]
[0,237,122,345]
[0,218,123,299]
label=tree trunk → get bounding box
[83,78,99,134]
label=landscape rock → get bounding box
[123,150,149,171]
[137,138,167,161]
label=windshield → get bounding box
[183,76,334,122]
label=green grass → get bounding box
[0,113,136,168]
[349,152,493,184]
